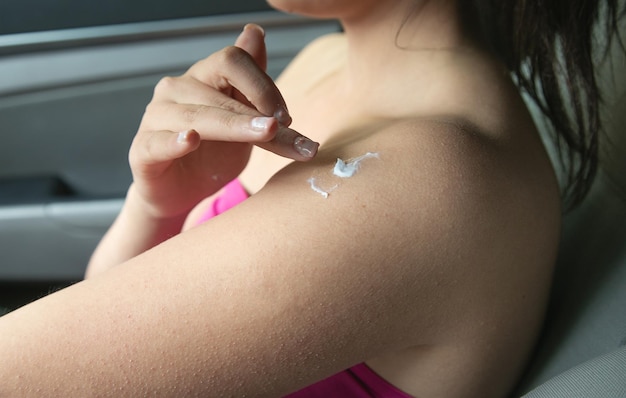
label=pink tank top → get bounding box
[197,179,413,398]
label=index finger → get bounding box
[186,46,291,126]
[235,24,267,71]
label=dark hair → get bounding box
[468,0,625,210]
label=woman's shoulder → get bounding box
[189,117,560,397]
[258,115,559,323]
[273,116,558,223]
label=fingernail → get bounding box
[294,136,319,158]
[274,106,292,126]
[250,116,274,133]
[177,130,190,144]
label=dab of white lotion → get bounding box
[333,152,380,178]
[308,152,380,198]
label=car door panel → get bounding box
[0,10,338,280]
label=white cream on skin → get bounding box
[307,178,335,199]
[333,152,380,178]
[308,152,380,198]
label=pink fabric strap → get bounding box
[285,363,413,397]
[195,179,249,225]
[350,363,413,397]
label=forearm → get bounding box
[85,184,187,278]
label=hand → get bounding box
[128,24,319,219]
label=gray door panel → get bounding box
[0,11,338,280]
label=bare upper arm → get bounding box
[0,120,559,397]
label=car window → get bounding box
[0,1,338,309]
[0,0,271,34]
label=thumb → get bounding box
[234,24,267,71]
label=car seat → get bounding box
[514,14,626,398]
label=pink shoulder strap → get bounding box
[195,179,249,225]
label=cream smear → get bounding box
[308,152,380,198]
[333,152,380,178]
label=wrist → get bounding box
[124,184,189,226]
[120,184,190,244]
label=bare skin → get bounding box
[0,1,561,397]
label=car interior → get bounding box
[0,0,338,303]
[0,1,624,396]
[513,15,626,396]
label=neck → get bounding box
[337,0,473,91]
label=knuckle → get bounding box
[217,46,249,66]
[182,105,203,124]
[216,111,240,138]
[214,108,232,127]
[143,101,159,116]
[215,95,246,114]
[251,77,273,98]
[153,75,177,96]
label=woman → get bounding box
[0,1,621,396]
